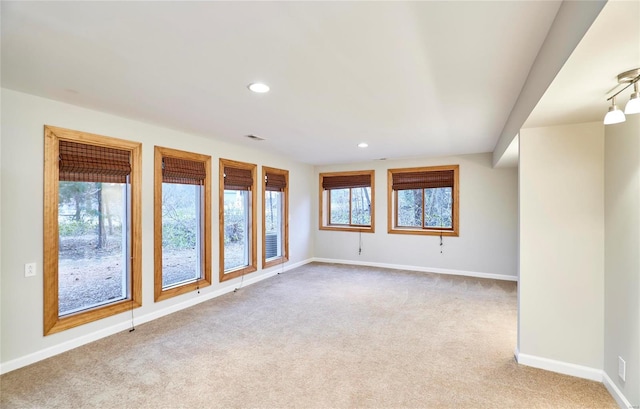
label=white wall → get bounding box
[604,114,640,406]
[0,89,315,371]
[314,153,518,279]
[518,122,604,374]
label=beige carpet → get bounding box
[1,263,616,408]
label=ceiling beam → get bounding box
[492,0,607,167]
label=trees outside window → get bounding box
[388,165,459,236]
[329,187,371,225]
[44,126,141,335]
[219,159,257,282]
[263,166,289,268]
[319,170,374,233]
[57,181,128,315]
[154,147,211,302]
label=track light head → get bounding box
[624,82,640,115]
[604,97,626,125]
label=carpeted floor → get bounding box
[1,263,617,408]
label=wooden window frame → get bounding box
[262,166,289,269]
[154,146,212,302]
[43,125,142,335]
[219,158,257,282]
[387,165,459,237]
[318,170,375,233]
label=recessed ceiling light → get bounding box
[357,142,368,148]
[248,82,270,93]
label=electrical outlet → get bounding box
[618,356,626,382]
[24,262,36,277]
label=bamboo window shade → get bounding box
[265,172,286,192]
[59,140,131,183]
[162,156,206,185]
[392,170,454,190]
[224,166,253,190]
[322,174,371,190]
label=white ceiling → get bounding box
[1,1,581,165]
[524,0,640,129]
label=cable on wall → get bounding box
[129,299,135,332]
[358,231,363,256]
[129,255,136,332]
[278,255,285,275]
[440,233,444,254]
[234,270,245,293]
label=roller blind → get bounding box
[59,140,131,183]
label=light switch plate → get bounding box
[618,356,626,381]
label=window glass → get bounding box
[350,187,371,225]
[161,183,201,288]
[265,190,283,260]
[397,189,422,228]
[223,190,250,271]
[58,181,128,316]
[329,188,350,224]
[424,187,452,228]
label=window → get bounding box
[387,165,459,236]
[44,126,141,335]
[262,166,289,268]
[154,147,211,301]
[319,170,374,232]
[219,159,257,282]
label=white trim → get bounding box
[515,351,603,382]
[312,258,518,282]
[603,371,635,409]
[0,258,313,375]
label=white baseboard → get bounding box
[515,352,603,382]
[603,371,635,409]
[0,258,313,375]
[515,352,634,408]
[311,257,518,282]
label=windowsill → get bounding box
[320,225,375,233]
[220,265,257,282]
[46,298,142,336]
[388,227,458,237]
[155,278,212,302]
[264,256,289,269]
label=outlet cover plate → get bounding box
[24,262,36,277]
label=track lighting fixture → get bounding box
[604,68,640,125]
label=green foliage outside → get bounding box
[398,188,452,228]
[224,191,247,244]
[162,183,198,250]
[58,181,123,250]
[330,187,371,225]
